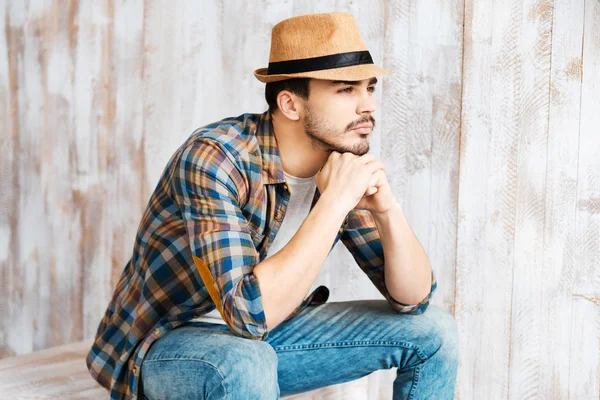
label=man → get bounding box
[86,12,459,400]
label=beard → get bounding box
[303,104,375,156]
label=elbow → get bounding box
[387,285,435,315]
[222,287,270,341]
[227,317,270,341]
[389,298,431,315]
[388,268,438,315]
[395,302,430,315]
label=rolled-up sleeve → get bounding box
[341,209,437,315]
[171,138,269,340]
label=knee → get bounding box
[418,305,459,364]
[215,340,279,398]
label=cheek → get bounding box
[320,98,355,131]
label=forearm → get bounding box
[371,202,432,304]
[254,192,347,331]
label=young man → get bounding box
[86,12,459,400]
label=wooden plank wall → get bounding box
[1,0,598,398]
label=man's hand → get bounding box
[315,151,387,213]
[353,165,397,215]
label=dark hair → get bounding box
[264,78,311,112]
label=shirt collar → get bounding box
[256,110,286,185]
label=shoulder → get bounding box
[172,113,264,203]
[180,113,261,168]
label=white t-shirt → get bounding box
[191,170,332,324]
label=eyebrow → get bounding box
[330,77,378,87]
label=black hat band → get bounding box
[267,50,374,75]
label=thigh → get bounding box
[140,321,279,400]
[264,300,458,397]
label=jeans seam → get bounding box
[272,340,428,362]
[142,358,227,398]
[408,364,421,400]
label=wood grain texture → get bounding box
[0,339,107,399]
[457,0,518,397]
[1,0,599,398]
[569,0,600,398]
[507,0,553,398]
[0,0,17,361]
[540,0,584,398]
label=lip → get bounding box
[352,125,373,134]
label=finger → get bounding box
[328,151,342,160]
[365,159,386,171]
[367,174,379,187]
[373,168,386,183]
[366,160,386,174]
[357,152,377,164]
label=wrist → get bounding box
[319,191,353,220]
[371,201,402,220]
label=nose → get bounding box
[357,88,376,115]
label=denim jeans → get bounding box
[140,300,459,399]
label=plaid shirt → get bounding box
[86,110,437,399]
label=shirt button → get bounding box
[132,366,138,375]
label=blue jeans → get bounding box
[140,300,459,399]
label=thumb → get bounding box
[366,186,378,195]
[367,174,379,187]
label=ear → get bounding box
[277,90,303,121]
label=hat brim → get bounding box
[253,63,392,83]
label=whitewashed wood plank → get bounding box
[141,0,183,192]
[377,0,464,398]
[379,0,464,319]
[108,0,147,289]
[0,339,107,398]
[456,0,522,397]
[10,0,52,356]
[0,0,17,360]
[380,0,429,252]
[73,0,115,340]
[507,0,554,398]
[539,0,585,398]
[423,0,464,318]
[569,0,600,397]
[569,297,600,400]
[42,0,87,348]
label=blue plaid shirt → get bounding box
[86,110,437,399]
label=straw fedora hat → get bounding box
[253,12,392,83]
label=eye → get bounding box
[337,86,377,94]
